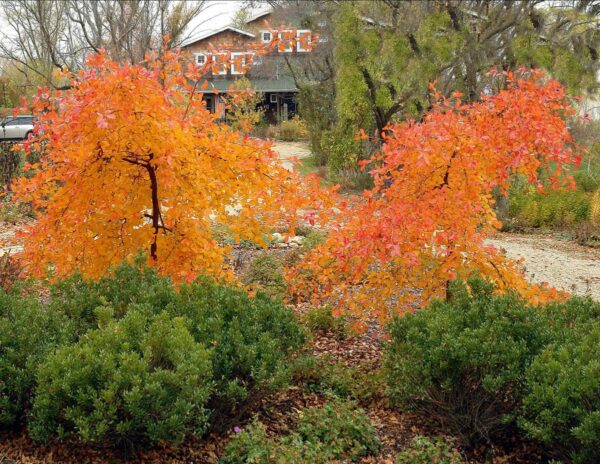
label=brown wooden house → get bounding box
[181,9,313,123]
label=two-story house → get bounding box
[181,9,313,123]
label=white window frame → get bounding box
[195,53,207,65]
[261,31,272,43]
[230,52,245,75]
[211,52,228,75]
[270,94,278,103]
[296,29,312,52]
[277,30,294,53]
[231,52,255,75]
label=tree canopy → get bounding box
[7,49,334,281]
[290,71,581,328]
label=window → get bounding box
[195,53,206,65]
[4,118,22,126]
[277,31,294,53]
[296,29,312,52]
[261,31,272,43]
[270,94,278,103]
[211,52,228,75]
[233,52,255,75]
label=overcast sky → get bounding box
[183,1,272,44]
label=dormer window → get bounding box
[195,53,206,65]
[261,31,272,43]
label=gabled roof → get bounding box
[182,26,255,48]
[246,9,272,24]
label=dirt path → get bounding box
[487,233,600,299]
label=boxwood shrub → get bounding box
[30,261,306,441]
[385,278,553,446]
[171,276,306,425]
[0,289,70,427]
[29,310,213,444]
[520,320,600,464]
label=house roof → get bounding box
[182,26,255,48]
[246,9,271,24]
[199,76,298,93]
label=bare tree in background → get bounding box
[0,0,214,91]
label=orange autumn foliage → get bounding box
[8,49,334,281]
[289,70,581,327]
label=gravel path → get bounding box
[487,233,600,300]
[270,140,311,170]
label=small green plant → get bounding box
[244,253,287,300]
[291,355,385,402]
[386,278,553,446]
[221,398,379,463]
[29,310,213,444]
[0,202,31,224]
[519,321,600,464]
[396,435,463,464]
[278,116,309,142]
[302,229,327,252]
[305,305,347,337]
[173,276,306,426]
[221,421,275,463]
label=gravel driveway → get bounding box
[487,233,600,300]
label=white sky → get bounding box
[0,1,272,47]
[183,1,272,44]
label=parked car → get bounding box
[0,115,35,140]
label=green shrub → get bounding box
[386,278,553,446]
[507,185,592,230]
[48,257,176,336]
[221,421,275,463]
[221,398,379,463]
[396,436,463,464]
[0,202,32,224]
[519,321,600,464]
[304,305,348,338]
[172,276,306,424]
[43,261,306,435]
[320,127,360,173]
[330,167,374,193]
[29,310,213,444]
[574,168,600,193]
[542,296,600,338]
[278,116,308,142]
[302,229,326,252]
[244,254,287,300]
[0,290,70,426]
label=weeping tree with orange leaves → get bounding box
[7,48,333,281]
[289,70,582,328]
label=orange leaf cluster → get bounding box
[289,71,580,326]
[8,49,334,281]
